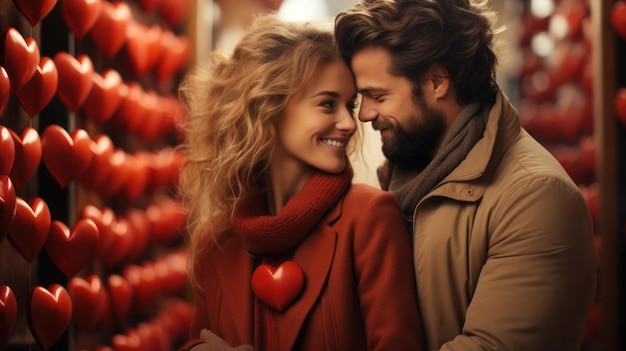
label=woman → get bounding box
[177,15,423,351]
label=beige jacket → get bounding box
[412,91,598,350]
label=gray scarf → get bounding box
[378,103,488,223]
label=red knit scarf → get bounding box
[231,164,353,350]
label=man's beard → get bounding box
[376,98,447,170]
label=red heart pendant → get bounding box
[15,56,59,117]
[0,176,16,244]
[68,274,107,332]
[0,126,15,176]
[53,52,94,111]
[41,125,93,188]
[44,219,99,277]
[8,127,42,189]
[8,197,51,263]
[27,284,72,351]
[12,0,57,26]
[3,28,41,93]
[251,261,304,311]
[0,67,10,117]
[89,1,131,57]
[107,274,133,328]
[60,0,103,39]
[81,69,123,125]
[0,285,17,349]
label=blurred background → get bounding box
[0,0,624,350]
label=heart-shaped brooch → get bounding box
[251,261,304,312]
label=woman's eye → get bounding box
[347,101,359,110]
[321,100,335,109]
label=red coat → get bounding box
[181,183,424,351]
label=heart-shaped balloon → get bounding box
[8,127,42,190]
[12,0,57,26]
[81,69,123,125]
[0,66,10,117]
[15,56,58,117]
[107,274,133,327]
[3,28,41,93]
[80,134,114,190]
[89,1,131,57]
[53,52,94,111]
[0,126,15,176]
[0,176,16,244]
[27,284,72,351]
[41,125,93,188]
[611,1,626,39]
[7,197,51,262]
[60,0,103,39]
[251,261,304,311]
[44,219,99,277]
[0,285,17,349]
[68,275,107,332]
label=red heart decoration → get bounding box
[123,264,157,316]
[125,208,150,262]
[97,149,130,199]
[8,197,51,262]
[0,285,17,349]
[8,127,42,189]
[157,0,190,26]
[0,126,15,176]
[112,329,142,351]
[145,198,185,245]
[41,125,93,188]
[251,261,304,311]
[101,217,134,269]
[123,22,151,78]
[135,90,160,142]
[60,0,103,39]
[44,219,99,277]
[0,176,16,244]
[3,28,41,93]
[12,0,58,26]
[81,69,123,125]
[611,1,626,39]
[113,82,144,132]
[80,205,115,257]
[121,152,149,204]
[53,52,94,111]
[0,66,10,117]
[15,56,59,117]
[615,87,626,127]
[68,275,107,332]
[107,274,133,327]
[89,1,131,57]
[79,134,114,189]
[137,0,160,12]
[27,284,72,351]
[155,32,190,82]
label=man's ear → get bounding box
[429,64,450,99]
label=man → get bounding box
[335,1,598,350]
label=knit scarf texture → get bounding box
[378,103,488,223]
[231,164,353,351]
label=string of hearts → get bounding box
[0,249,191,350]
[1,125,183,200]
[12,0,192,33]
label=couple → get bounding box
[177,0,599,350]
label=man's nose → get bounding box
[358,98,377,122]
